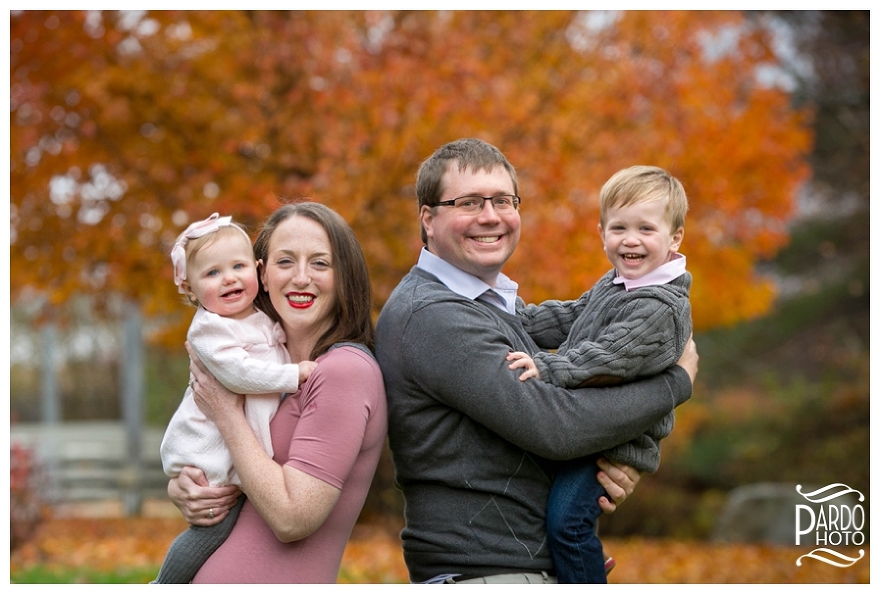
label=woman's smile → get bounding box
[260,215,338,352]
[286,292,316,308]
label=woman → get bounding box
[168,202,388,583]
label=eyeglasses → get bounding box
[434,194,522,214]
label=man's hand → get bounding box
[676,335,699,384]
[596,458,641,513]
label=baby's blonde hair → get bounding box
[183,224,252,273]
[179,224,253,306]
[599,166,688,232]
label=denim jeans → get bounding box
[546,455,607,583]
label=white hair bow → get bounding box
[170,213,242,293]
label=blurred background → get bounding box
[9,9,869,583]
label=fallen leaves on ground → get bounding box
[9,518,868,583]
[603,537,868,584]
[338,522,410,584]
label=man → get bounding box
[375,138,697,584]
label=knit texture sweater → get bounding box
[375,266,692,582]
[160,306,298,486]
[520,268,692,472]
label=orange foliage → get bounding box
[712,386,777,423]
[10,518,868,584]
[10,518,184,576]
[655,397,711,460]
[10,10,812,345]
[338,522,410,584]
[605,537,869,584]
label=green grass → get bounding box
[11,566,159,584]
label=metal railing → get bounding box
[10,421,170,514]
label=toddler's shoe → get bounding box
[605,555,616,575]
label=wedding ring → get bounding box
[188,379,196,388]
[208,508,215,519]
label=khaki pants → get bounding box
[445,572,557,584]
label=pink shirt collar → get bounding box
[612,252,687,291]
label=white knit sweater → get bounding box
[160,306,300,486]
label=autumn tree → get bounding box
[10,10,812,346]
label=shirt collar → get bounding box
[417,248,519,314]
[612,252,687,291]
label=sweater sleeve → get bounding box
[533,294,682,388]
[517,294,587,350]
[188,312,300,395]
[401,297,691,461]
[604,410,675,473]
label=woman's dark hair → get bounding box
[253,201,374,359]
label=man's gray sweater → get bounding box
[375,267,692,582]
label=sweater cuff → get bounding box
[532,352,552,384]
[667,365,693,408]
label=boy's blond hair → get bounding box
[599,166,688,232]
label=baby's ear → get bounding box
[180,281,198,305]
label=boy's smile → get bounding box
[599,198,683,281]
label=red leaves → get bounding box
[11,11,811,335]
[10,445,47,552]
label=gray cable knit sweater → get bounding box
[519,268,692,473]
[375,266,693,582]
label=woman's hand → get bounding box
[596,458,641,514]
[185,341,245,424]
[168,466,242,526]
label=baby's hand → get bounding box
[299,360,318,385]
[506,351,540,381]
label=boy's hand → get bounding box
[506,351,540,381]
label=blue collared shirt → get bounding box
[417,248,519,315]
[612,252,688,291]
